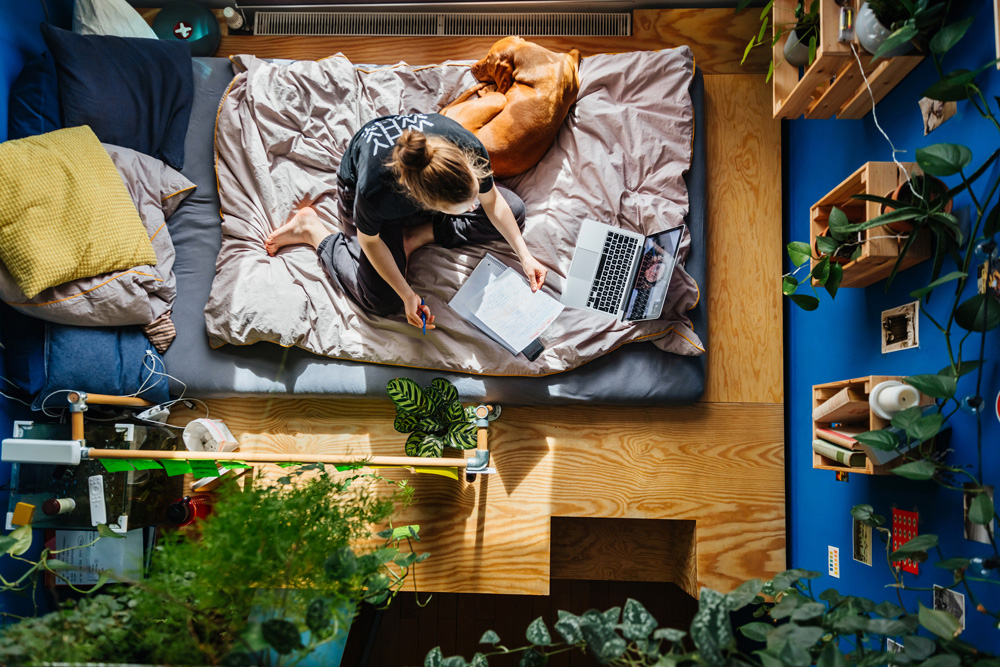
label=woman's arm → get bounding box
[357,231,434,329]
[478,185,548,291]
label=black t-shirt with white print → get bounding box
[337,113,494,237]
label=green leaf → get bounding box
[579,612,627,663]
[43,557,73,572]
[935,557,971,571]
[893,460,937,481]
[443,657,469,667]
[789,294,820,311]
[739,622,772,643]
[388,378,430,416]
[653,627,687,642]
[903,635,935,661]
[890,406,923,432]
[425,647,445,667]
[622,598,657,640]
[817,641,848,667]
[95,524,125,540]
[790,602,825,621]
[424,386,444,415]
[392,525,421,541]
[919,602,960,639]
[431,378,459,405]
[471,654,489,667]
[787,241,813,266]
[917,143,973,177]
[855,430,901,452]
[526,616,552,645]
[325,546,358,580]
[783,275,799,295]
[873,24,918,59]
[910,270,967,299]
[447,421,478,450]
[828,206,851,236]
[394,413,419,433]
[969,492,996,525]
[907,413,944,442]
[727,578,763,611]
[985,203,1000,237]
[772,568,821,592]
[891,534,939,561]
[930,17,974,54]
[5,526,32,556]
[874,601,903,618]
[479,630,500,645]
[923,69,976,102]
[825,263,843,299]
[955,294,1000,332]
[261,619,304,655]
[306,598,331,634]
[923,657,961,667]
[815,235,840,255]
[554,612,583,644]
[811,257,830,284]
[443,399,466,424]
[866,618,910,635]
[851,504,886,527]
[938,360,983,378]
[690,589,732,667]
[518,649,546,667]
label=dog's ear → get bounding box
[494,60,514,94]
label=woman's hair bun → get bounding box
[395,130,434,171]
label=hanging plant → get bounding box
[387,377,478,457]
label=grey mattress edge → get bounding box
[162,57,707,406]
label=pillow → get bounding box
[7,52,61,140]
[0,142,194,329]
[40,23,194,170]
[0,302,47,399]
[73,0,158,39]
[0,126,157,299]
[34,323,171,411]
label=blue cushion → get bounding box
[40,23,193,169]
[33,323,171,411]
[0,303,46,399]
[7,52,61,140]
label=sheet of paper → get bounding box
[473,270,564,353]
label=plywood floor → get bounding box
[174,12,785,598]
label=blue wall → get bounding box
[0,0,72,621]
[787,0,1000,650]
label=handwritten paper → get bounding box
[473,270,564,353]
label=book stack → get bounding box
[812,387,870,468]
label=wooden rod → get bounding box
[85,448,471,468]
[71,392,154,407]
[476,426,488,451]
[71,412,84,441]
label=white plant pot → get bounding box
[783,28,813,68]
[856,2,914,57]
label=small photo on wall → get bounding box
[882,301,919,353]
[964,484,995,545]
[853,517,873,566]
[979,258,999,297]
[933,585,966,631]
[918,97,957,135]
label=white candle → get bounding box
[875,384,919,413]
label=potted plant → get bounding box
[878,172,954,232]
[858,0,950,59]
[737,0,821,81]
[387,377,478,457]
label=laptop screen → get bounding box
[622,225,684,322]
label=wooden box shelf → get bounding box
[811,375,932,476]
[772,0,923,119]
[810,161,932,288]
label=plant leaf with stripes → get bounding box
[388,378,430,416]
[416,418,446,434]
[443,399,465,424]
[404,432,427,457]
[447,421,478,450]
[431,378,459,405]
[424,386,444,415]
[394,413,419,434]
[418,434,446,458]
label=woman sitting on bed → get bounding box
[265,113,548,330]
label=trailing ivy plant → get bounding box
[0,465,428,665]
[423,563,995,667]
[388,377,478,457]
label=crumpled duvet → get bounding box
[205,47,703,376]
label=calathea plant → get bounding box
[388,377,478,457]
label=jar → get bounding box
[164,495,213,526]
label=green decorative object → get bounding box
[387,377,478,458]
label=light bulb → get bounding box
[960,395,984,414]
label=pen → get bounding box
[420,297,427,335]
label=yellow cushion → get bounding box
[0,126,156,298]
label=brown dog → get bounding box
[441,36,581,179]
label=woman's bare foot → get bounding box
[264,206,330,256]
[402,223,435,263]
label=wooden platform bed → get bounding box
[163,7,785,598]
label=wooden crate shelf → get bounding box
[810,161,932,288]
[772,0,923,119]
[811,375,933,476]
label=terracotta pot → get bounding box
[880,175,953,233]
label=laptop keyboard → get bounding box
[588,232,639,313]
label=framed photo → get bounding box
[882,301,919,353]
[933,585,966,631]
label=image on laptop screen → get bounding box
[622,226,683,322]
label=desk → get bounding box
[6,422,185,533]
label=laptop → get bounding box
[561,220,685,322]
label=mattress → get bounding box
[163,56,707,405]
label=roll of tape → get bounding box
[183,418,238,453]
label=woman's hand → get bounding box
[520,254,548,291]
[404,292,435,330]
